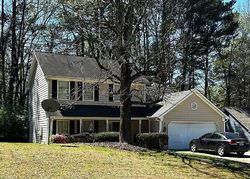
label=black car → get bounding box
[189,132,250,156]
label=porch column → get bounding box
[80,119,82,133]
[139,120,141,133]
[106,120,109,132]
[159,120,162,133]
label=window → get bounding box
[201,133,212,139]
[58,81,69,100]
[211,134,221,139]
[131,85,144,102]
[77,82,83,101]
[57,121,69,134]
[84,83,94,101]
[82,121,93,132]
[108,121,120,132]
[109,84,120,102]
[113,84,120,101]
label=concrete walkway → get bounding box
[176,151,250,164]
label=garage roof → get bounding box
[151,89,226,119]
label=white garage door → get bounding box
[168,122,217,150]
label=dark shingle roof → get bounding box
[225,107,250,132]
[34,52,149,84]
[52,105,161,118]
[34,52,104,79]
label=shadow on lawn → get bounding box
[168,152,250,178]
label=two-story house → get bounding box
[28,52,160,144]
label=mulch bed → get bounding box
[84,142,148,152]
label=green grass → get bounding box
[0,143,249,179]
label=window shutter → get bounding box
[94,85,99,101]
[52,80,57,99]
[70,81,75,100]
[109,84,113,102]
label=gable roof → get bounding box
[34,52,104,79]
[225,107,250,132]
[30,52,149,84]
[151,89,226,119]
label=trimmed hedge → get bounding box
[92,132,119,142]
[69,133,93,143]
[136,133,168,150]
[69,132,119,143]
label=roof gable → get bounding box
[225,107,250,132]
[151,89,226,119]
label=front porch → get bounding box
[51,118,160,140]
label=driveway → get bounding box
[176,151,250,164]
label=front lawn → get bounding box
[0,143,249,178]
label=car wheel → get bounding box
[190,143,197,152]
[217,145,225,156]
[237,152,244,157]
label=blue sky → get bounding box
[233,0,248,11]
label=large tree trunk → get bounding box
[119,63,132,144]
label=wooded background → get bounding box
[0,0,249,142]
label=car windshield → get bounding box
[223,133,239,139]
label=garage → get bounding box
[150,89,226,150]
[168,122,217,150]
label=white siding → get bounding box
[29,61,49,144]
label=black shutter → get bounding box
[109,84,113,102]
[70,120,74,135]
[94,85,99,101]
[52,120,57,134]
[52,80,57,99]
[70,81,75,100]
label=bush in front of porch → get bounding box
[68,132,119,143]
[136,133,168,150]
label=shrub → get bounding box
[136,133,168,150]
[69,133,93,143]
[51,134,69,143]
[92,132,119,142]
[69,132,119,143]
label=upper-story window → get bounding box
[84,83,94,101]
[52,80,98,101]
[109,84,120,102]
[131,85,145,102]
[58,81,70,100]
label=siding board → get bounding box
[29,61,49,144]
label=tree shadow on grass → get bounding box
[170,152,250,178]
